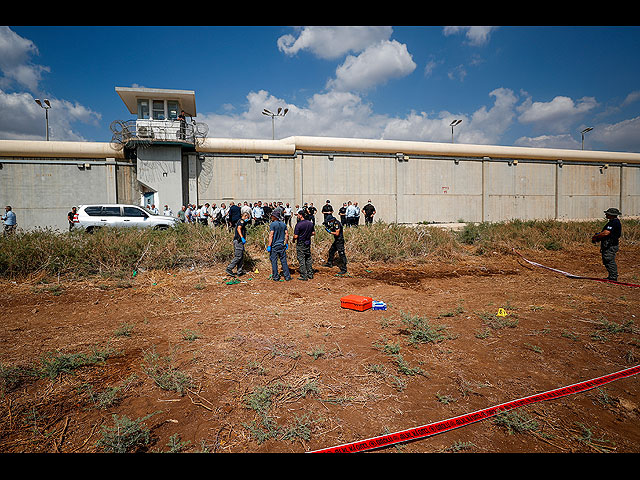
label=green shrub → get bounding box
[96,412,159,453]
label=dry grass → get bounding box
[1,219,638,280]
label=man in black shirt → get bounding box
[67,206,77,232]
[362,200,376,225]
[338,203,347,226]
[227,202,242,232]
[322,215,347,275]
[293,210,315,280]
[592,208,622,281]
[321,200,333,223]
[307,203,317,224]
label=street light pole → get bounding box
[35,98,52,141]
[262,107,288,140]
[581,127,593,150]
[450,119,462,143]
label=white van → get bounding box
[74,204,179,233]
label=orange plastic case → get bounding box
[340,295,373,311]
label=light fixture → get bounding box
[581,127,593,150]
[35,98,52,141]
[450,119,462,143]
[262,107,289,140]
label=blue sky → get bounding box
[2,25,640,152]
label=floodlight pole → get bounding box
[581,127,593,150]
[450,119,462,143]
[35,98,52,141]
[262,107,288,140]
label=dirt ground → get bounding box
[1,243,639,454]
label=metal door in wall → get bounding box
[143,191,155,208]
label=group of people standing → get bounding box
[175,201,295,229]
[225,200,356,282]
[321,200,377,227]
[173,199,377,231]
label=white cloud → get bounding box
[514,117,640,152]
[514,134,580,150]
[0,27,101,141]
[590,116,640,152]
[277,26,393,60]
[202,86,520,145]
[327,40,416,92]
[443,26,498,46]
[447,64,467,82]
[200,89,389,140]
[423,58,441,78]
[0,89,101,141]
[622,90,640,107]
[517,95,598,132]
[381,110,457,143]
[464,88,519,144]
[0,26,49,92]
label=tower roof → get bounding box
[115,87,196,117]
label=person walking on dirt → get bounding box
[267,210,291,282]
[293,209,315,280]
[226,212,250,277]
[323,214,347,275]
[591,207,622,281]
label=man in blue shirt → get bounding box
[293,209,315,280]
[2,206,17,236]
[592,208,622,281]
[267,210,291,281]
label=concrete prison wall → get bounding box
[2,136,640,231]
[196,149,640,224]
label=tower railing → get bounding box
[110,119,209,149]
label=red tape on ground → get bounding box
[309,365,640,453]
[513,249,640,287]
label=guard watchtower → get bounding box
[113,87,207,213]
[114,87,206,146]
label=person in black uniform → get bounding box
[307,203,317,224]
[362,200,376,225]
[226,212,250,277]
[338,203,347,227]
[321,200,333,223]
[322,214,347,275]
[591,207,622,281]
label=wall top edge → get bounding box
[2,136,640,164]
[280,136,640,164]
[0,140,126,159]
